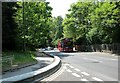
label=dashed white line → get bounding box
[63,66,67,69]
[81,72,90,76]
[66,69,72,72]
[72,73,80,77]
[74,68,81,72]
[81,78,88,81]
[63,64,104,82]
[69,65,74,68]
[92,77,103,81]
[93,60,103,63]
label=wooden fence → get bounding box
[75,43,120,55]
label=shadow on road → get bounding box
[44,50,74,59]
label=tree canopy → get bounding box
[15,1,52,50]
[2,1,120,51]
[62,1,120,45]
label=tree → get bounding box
[90,2,120,44]
[51,16,63,46]
[62,17,76,40]
[63,2,94,44]
[64,1,120,45]
[54,16,63,40]
[2,2,19,50]
[15,1,52,50]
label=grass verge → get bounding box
[2,51,37,72]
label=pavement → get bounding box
[1,50,61,83]
[2,56,54,79]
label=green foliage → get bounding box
[63,2,92,43]
[3,1,120,51]
[62,1,120,45]
[15,1,52,49]
[55,16,63,40]
[62,17,76,40]
[52,38,60,46]
[90,2,120,43]
[51,16,63,46]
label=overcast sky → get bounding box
[46,0,78,18]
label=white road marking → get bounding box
[66,69,72,72]
[72,73,80,77]
[63,66,67,69]
[81,72,90,76]
[93,60,103,63]
[111,59,117,61]
[92,77,103,81]
[74,68,81,72]
[69,65,74,68]
[81,78,88,81]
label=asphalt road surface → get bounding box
[43,49,119,82]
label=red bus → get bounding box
[58,38,73,52]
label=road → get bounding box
[42,49,119,82]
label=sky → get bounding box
[46,0,78,18]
